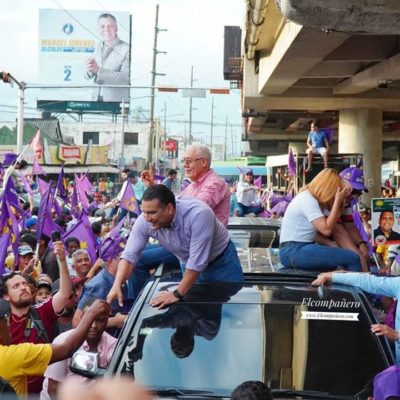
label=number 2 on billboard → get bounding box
[64,66,72,81]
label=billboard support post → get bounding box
[121,98,126,167]
[17,84,25,154]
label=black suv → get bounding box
[99,270,394,399]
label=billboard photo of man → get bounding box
[374,210,400,244]
[85,13,130,102]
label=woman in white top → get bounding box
[279,168,362,271]
[235,169,264,217]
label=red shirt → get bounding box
[10,298,57,345]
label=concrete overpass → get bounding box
[241,0,400,199]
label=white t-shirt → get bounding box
[236,181,257,206]
[280,190,324,243]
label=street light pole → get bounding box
[188,66,194,146]
[210,97,215,155]
[121,98,126,166]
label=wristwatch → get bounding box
[172,289,184,300]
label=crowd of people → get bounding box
[1,138,400,399]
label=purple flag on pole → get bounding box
[56,164,69,201]
[70,184,80,218]
[120,183,140,214]
[0,195,20,274]
[35,188,51,241]
[37,177,50,193]
[288,147,296,177]
[32,157,46,175]
[18,172,33,196]
[3,153,18,167]
[63,214,97,263]
[75,173,90,213]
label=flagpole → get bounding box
[0,144,30,196]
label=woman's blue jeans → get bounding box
[279,241,362,271]
[236,203,264,217]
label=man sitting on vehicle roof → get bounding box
[107,185,243,309]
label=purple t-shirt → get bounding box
[122,198,230,272]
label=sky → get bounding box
[0,0,246,156]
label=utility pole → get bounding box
[210,97,215,151]
[188,66,194,146]
[147,4,167,166]
[163,101,167,175]
[224,114,228,161]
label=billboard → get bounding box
[39,9,131,110]
[371,197,400,245]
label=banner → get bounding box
[39,9,131,104]
[371,197,400,245]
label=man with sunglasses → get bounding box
[180,144,230,226]
[0,241,72,395]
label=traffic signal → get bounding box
[0,72,10,83]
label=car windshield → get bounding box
[114,283,388,397]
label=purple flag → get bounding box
[35,188,51,241]
[56,164,69,201]
[32,157,46,175]
[75,173,90,213]
[253,176,262,188]
[120,183,140,214]
[3,153,17,167]
[63,213,97,263]
[154,174,164,184]
[4,177,22,212]
[288,147,296,177]
[70,184,80,218]
[77,173,93,195]
[18,172,33,196]
[37,177,50,193]
[321,128,334,144]
[0,195,20,274]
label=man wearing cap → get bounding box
[336,167,371,271]
[16,244,41,278]
[35,280,52,304]
[25,216,37,232]
[0,241,72,395]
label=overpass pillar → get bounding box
[338,108,382,204]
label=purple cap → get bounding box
[339,167,367,191]
[373,365,400,400]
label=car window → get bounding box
[114,284,388,397]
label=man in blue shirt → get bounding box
[306,119,329,171]
[161,169,177,190]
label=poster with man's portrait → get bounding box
[371,197,400,245]
[39,9,131,104]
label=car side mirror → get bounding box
[70,350,106,379]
